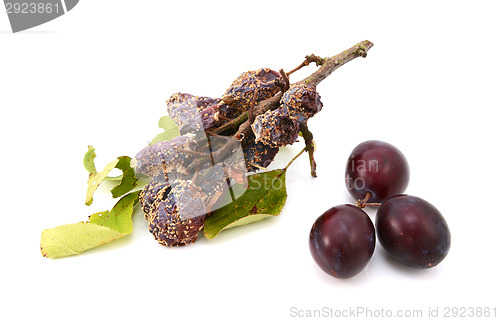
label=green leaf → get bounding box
[110,156,139,199]
[83,146,123,181]
[203,169,287,239]
[150,115,180,145]
[85,158,120,206]
[83,145,97,174]
[40,191,141,258]
[84,149,139,205]
[40,223,122,258]
[88,191,140,234]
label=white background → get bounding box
[1,1,499,320]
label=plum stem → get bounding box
[299,123,317,177]
[356,192,382,208]
[284,147,307,171]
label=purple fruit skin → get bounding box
[376,195,451,269]
[345,140,410,203]
[309,205,375,278]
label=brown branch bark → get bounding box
[287,54,325,76]
[211,40,374,138]
[206,40,374,174]
[210,112,248,135]
[234,93,282,141]
[299,40,374,87]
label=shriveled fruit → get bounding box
[147,180,207,246]
[309,205,375,278]
[221,68,281,119]
[243,140,279,171]
[139,175,170,221]
[134,134,198,177]
[251,107,300,148]
[280,83,322,123]
[166,92,221,134]
[376,195,451,268]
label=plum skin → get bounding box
[345,140,410,203]
[376,195,451,268]
[309,205,376,278]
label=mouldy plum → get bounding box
[221,68,281,119]
[251,107,300,148]
[139,175,171,221]
[134,134,199,177]
[243,140,279,171]
[166,92,222,134]
[280,83,322,123]
[147,180,207,246]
